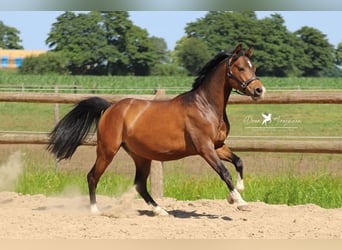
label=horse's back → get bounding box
[98,97,196,161]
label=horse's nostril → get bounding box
[255,87,263,96]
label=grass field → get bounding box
[1,71,342,94]
[0,72,341,208]
[7,151,341,209]
[0,102,340,138]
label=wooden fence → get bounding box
[1,133,341,154]
[1,90,342,104]
[1,90,341,197]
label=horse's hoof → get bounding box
[227,195,234,204]
[90,204,100,214]
[152,206,169,216]
[237,204,250,211]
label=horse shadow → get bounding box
[138,209,232,221]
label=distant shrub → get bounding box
[319,66,342,77]
[150,63,187,76]
[19,52,69,75]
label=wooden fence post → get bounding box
[150,160,163,198]
[73,82,77,94]
[54,86,59,125]
[54,85,60,170]
[149,89,166,198]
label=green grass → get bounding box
[162,161,342,209]
[0,73,194,94]
[244,172,342,208]
[0,102,340,138]
[15,162,132,197]
[228,103,341,136]
[0,102,72,132]
[11,160,342,209]
[1,70,342,94]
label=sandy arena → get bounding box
[0,189,341,239]
[0,148,342,239]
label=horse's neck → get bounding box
[196,67,231,117]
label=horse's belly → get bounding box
[124,134,195,161]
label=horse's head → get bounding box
[226,44,265,101]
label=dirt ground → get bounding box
[0,190,341,239]
[0,145,341,239]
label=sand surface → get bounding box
[0,190,341,239]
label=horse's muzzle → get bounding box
[249,85,266,101]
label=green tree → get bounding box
[335,42,342,66]
[98,11,131,75]
[0,21,23,49]
[149,36,169,64]
[124,25,159,75]
[255,14,307,76]
[185,11,260,55]
[182,11,338,77]
[295,26,335,76]
[46,11,164,75]
[101,11,161,75]
[174,36,212,75]
[184,12,309,77]
[46,11,105,74]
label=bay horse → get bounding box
[48,44,265,215]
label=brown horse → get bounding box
[48,44,265,215]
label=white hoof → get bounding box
[152,206,169,216]
[90,204,100,214]
[227,189,248,208]
[237,203,250,211]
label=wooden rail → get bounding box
[0,92,156,104]
[1,91,342,104]
[228,139,342,154]
[1,133,341,154]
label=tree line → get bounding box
[1,11,342,77]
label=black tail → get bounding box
[47,97,111,160]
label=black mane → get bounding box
[191,52,230,90]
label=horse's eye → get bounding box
[238,67,244,72]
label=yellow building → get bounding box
[0,49,46,69]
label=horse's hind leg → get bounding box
[87,148,116,214]
[131,155,168,216]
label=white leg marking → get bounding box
[228,189,249,210]
[236,174,245,193]
[152,205,169,216]
[90,204,100,214]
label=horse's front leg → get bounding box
[216,144,245,193]
[201,147,248,210]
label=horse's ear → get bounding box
[232,44,243,56]
[246,46,254,58]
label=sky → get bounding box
[0,11,341,51]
